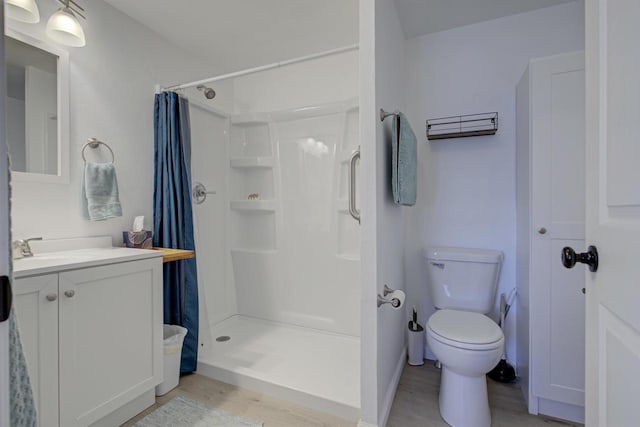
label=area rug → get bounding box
[133,396,263,427]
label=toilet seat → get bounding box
[427,309,503,351]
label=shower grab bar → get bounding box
[348,147,361,224]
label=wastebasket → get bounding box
[156,324,188,396]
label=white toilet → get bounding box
[424,247,504,427]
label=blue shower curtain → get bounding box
[153,91,199,373]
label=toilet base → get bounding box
[439,366,491,427]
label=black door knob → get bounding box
[562,246,599,272]
[0,275,12,323]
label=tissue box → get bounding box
[123,231,153,249]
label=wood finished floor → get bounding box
[121,373,353,427]
[387,362,582,427]
[122,362,582,426]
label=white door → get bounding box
[584,1,640,426]
[531,52,586,409]
[0,8,12,427]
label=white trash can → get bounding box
[156,325,188,396]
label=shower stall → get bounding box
[176,48,361,421]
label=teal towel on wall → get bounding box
[10,310,37,427]
[392,112,417,206]
[82,162,123,221]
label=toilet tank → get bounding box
[424,247,503,313]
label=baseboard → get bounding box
[357,420,377,427]
[537,397,584,424]
[378,345,407,427]
[92,389,155,427]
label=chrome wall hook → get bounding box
[380,108,399,122]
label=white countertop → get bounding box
[13,237,163,278]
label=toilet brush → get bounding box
[488,293,516,383]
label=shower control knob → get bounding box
[562,246,599,272]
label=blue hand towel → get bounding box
[392,112,417,206]
[82,162,122,221]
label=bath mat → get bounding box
[133,396,263,427]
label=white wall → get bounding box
[359,0,407,425]
[402,1,585,363]
[232,50,358,114]
[10,0,214,243]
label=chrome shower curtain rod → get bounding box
[161,44,359,92]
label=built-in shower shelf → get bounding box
[336,199,350,213]
[231,200,277,212]
[340,152,359,164]
[337,254,360,262]
[230,157,275,169]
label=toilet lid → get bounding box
[427,309,503,345]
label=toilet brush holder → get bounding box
[408,324,425,366]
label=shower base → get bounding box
[197,315,360,421]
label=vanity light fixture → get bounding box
[4,0,40,23]
[46,0,86,47]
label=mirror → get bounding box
[5,28,69,183]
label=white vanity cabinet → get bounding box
[13,252,163,427]
[12,274,59,426]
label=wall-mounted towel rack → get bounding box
[380,108,399,122]
[426,112,498,140]
[82,137,115,163]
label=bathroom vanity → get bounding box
[12,237,163,427]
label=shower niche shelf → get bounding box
[230,210,276,251]
[230,122,272,158]
[231,200,277,212]
[230,157,274,169]
[230,168,275,200]
[336,198,352,213]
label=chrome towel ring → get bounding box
[82,138,115,163]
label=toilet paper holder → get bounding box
[377,284,402,308]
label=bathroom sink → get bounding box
[14,252,94,268]
[13,243,162,278]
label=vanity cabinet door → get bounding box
[58,259,162,427]
[13,274,60,427]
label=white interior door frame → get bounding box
[0,7,12,427]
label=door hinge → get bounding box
[0,275,12,322]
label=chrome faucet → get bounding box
[13,237,43,258]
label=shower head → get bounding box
[196,85,216,99]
